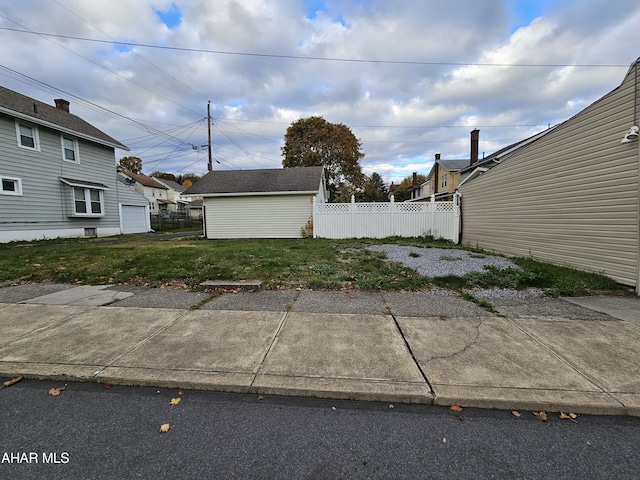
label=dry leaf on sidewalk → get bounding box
[559,412,578,421]
[2,376,23,388]
[170,398,181,406]
[450,404,463,412]
[160,423,171,433]
[512,411,522,417]
[533,411,548,422]
[48,387,65,396]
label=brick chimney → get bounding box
[470,129,479,166]
[54,99,70,113]
[435,153,441,160]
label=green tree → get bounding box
[119,156,143,174]
[392,173,427,202]
[359,172,389,202]
[282,116,365,202]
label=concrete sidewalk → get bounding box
[0,283,639,416]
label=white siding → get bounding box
[204,194,315,239]
[459,65,640,290]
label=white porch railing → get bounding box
[313,193,461,242]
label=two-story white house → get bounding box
[118,171,173,216]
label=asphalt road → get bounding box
[1,380,639,479]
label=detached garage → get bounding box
[183,167,327,239]
[116,179,151,234]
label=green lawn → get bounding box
[0,235,627,296]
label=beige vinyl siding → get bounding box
[460,68,640,289]
[0,112,120,236]
[204,194,314,239]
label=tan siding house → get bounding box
[459,59,640,293]
[183,167,328,239]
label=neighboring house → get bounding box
[185,198,203,219]
[408,130,479,202]
[183,166,328,239]
[118,171,172,215]
[152,177,190,213]
[459,58,640,293]
[0,85,132,243]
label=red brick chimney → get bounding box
[54,99,70,113]
[412,172,418,186]
[470,129,479,166]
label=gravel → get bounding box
[367,245,520,278]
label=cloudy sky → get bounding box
[1,0,639,184]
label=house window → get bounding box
[15,122,40,151]
[61,136,79,163]
[441,175,447,188]
[73,187,103,216]
[0,176,23,196]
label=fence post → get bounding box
[453,191,461,244]
[390,195,395,236]
[312,196,317,238]
[351,195,356,238]
[430,194,436,237]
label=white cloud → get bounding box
[0,0,638,182]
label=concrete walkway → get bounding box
[1,283,639,416]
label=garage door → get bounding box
[121,205,148,234]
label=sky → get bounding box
[0,0,639,184]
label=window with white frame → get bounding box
[15,122,40,151]
[61,136,79,163]
[73,187,104,216]
[440,175,447,188]
[0,176,23,196]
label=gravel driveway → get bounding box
[367,245,519,278]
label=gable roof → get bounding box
[120,171,168,189]
[183,166,325,196]
[436,159,469,173]
[0,85,128,150]
[153,178,186,192]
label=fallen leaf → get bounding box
[533,411,548,422]
[103,383,112,389]
[569,413,578,419]
[160,423,170,433]
[450,404,463,412]
[170,398,181,406]
[512,411,522,418]
[48,387,65,396]
[331,406,337,411]
[258,395,264,400]
[388,404,394,409]
[559,412,571,419]
[178,391,184,396]
[2,375,23,388]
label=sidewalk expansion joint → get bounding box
[390,313,436,397]
[92,309,192,378]
[250,310,290,387]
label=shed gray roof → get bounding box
[0,85,128,150]
[183,167,324,196]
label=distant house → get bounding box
[183,167,328,239]
[116,177,151,234]
[152,177,190,213]
[118,171,172,216]
[0,85,138,242]
[459,58,640,294]
[408,130,479,202]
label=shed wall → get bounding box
[203,194,315,239]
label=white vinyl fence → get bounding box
[313,194,461,242]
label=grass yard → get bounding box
[0,235,628,296]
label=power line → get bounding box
[0,26,629,68]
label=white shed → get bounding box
[183,167,328,239]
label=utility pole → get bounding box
[207,101,213,172]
